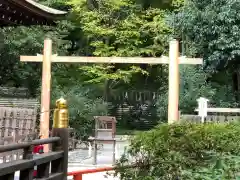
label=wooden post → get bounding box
[51,98,69,180]
[93,117,98,165]
[112,140,116,164]
[73,174,83,180]
[168,40,179,124]
[93,142,97,165]
[19,136,34,180]
[40,39,52,152]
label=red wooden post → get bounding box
[73,174,83,180]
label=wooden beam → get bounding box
[20,55,203,65]
[40,39,52,153]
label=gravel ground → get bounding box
[68,149,93,163]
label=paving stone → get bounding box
[11,136,130,180]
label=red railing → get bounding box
[68,167,115,180]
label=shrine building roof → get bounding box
[0,0,67,26]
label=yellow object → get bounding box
[53,97,69,128]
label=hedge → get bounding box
[115,122,240,180]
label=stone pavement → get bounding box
[13,137,129,180]
[67,139,129,180]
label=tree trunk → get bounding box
[103,80,110,102]
[232,71,239,102]
[237,69,240,102]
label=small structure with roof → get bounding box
[0,0,67,26]
[89,116,117,165]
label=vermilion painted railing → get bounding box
[67,163,148,180]
[68,167,115,180]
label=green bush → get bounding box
[115,122,240,180]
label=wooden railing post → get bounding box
[51,98,69,180]
[19,135,34,180]
[112,139,116,164]
[93,141,97,165]
[0,137,62,180]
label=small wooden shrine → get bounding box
[88,116,117,165]
[94,116,117,138]
[0,0,66,26]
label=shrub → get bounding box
[115,122,240,180]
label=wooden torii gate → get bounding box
[20,38,202,151]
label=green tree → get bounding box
[173,0,240,70]
[68,0,176,92]
[172,0,240,102]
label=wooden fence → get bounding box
[0,133,38,163]
[0,107,38,164]
[0,97,69,180]
[0,87,30,98]
[0,98,39,108]
[0,107,37,137]
[180,107,240,123]
[0,98,39,164]
[0,130,69,180]
[109,91,158,130]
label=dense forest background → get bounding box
[1,0,240,136]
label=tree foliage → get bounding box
[67,0,175,89]
[173,0,240,71]
[115,122,240,179]
[0,20,71,95]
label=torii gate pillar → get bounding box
[40,39,52,152]
[168,40,180,123]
